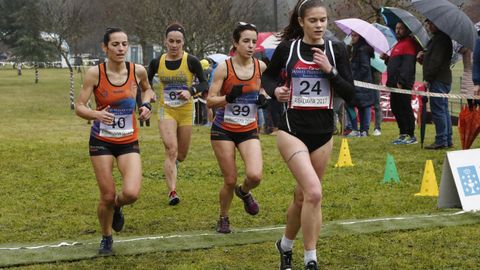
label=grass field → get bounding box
[0,68,479,269]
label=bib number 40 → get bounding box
[111,117,126,128]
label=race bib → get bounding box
[224,103,257,126]
[224,92,258,126]
[291,74,331,108]
[99,112,134,138]
[164,85,188,107]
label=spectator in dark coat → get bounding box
[417,19,453,150]
[349,31,375,137]
[472,23,480,108]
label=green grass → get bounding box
[0,68,479,269]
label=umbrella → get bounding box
[458,106,480,149]
[372,23,397,48]
[206,53,228,64]
[335,18,390,54]
[381,6,430,48]
[343,34,387,72]
[412,0,477,50]
[255,32,281,60]
[371,53,386,72]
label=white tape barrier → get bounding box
[354,80,480,100]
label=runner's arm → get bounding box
[261,41,290,99]
[136,64,155,120]
[187,55,209,94]
[207,62,228,108]
[147,58,159,87]
[331,42,355,103]
[75,66,114,124]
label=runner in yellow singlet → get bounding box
[147,22,208,205]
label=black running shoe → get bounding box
[276,239,292,270]
[112,206,124,232]
[305,260,318,270]
[168,191,180,205]
[98,235,113,255]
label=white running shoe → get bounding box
[372,129,381,136]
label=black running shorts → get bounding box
[89,136,140,157]
[210,124,259,146]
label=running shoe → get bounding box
[216,216,231,233]
[168,191,180,205]
[372,129,381,136]
[346,130,359,137]
[234,185,259,215]
[98,235,113,255]
[360,131,368,137]
[392,134,408,145]
[276,239,293,270]
[305,260,318,270]
[112,206,124,232]
[405,136,418,145]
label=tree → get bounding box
[39,0,90,109]
[0,0,56,83]
[463,0,480,23]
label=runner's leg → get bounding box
[91,155,116,236]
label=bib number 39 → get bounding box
[224,103,257,126]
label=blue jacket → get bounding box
[473,37,480,86]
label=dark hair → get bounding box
[103,27,125,46]
[282,0,326,41]
[232,22,258,43]
[351,35,374,59]
[396,21,411,35]
[165,22,186,37]
[231,22,258,52]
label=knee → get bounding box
[304,189,322,206]
[246,171,262,186]
[122,190,140,204]
[223,175,237,190]
[164,144,178,159]
[100,192,116,206]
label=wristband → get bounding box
[188,86,197,96]
[141,102,152,111]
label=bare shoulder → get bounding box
[83,65,100,86]
[134,63,147,75]
[258,60,267,73]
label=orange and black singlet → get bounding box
[213,58,261,132]
[90,62,138,144]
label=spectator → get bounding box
[381,22,419,145]
[472,23,480,108]
[417,19,453,149]
[371,66,383,136]
[349,31,375,137]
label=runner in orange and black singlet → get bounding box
[207,22,267,234]
[75,27,155,255]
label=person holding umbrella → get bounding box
[417,19,453,149]
[381,22,421,145]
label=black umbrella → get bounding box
[381,6,430,48]
[412,0,477,50]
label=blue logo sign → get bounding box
[457,166,480,197]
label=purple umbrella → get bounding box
[335,18,390,55]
